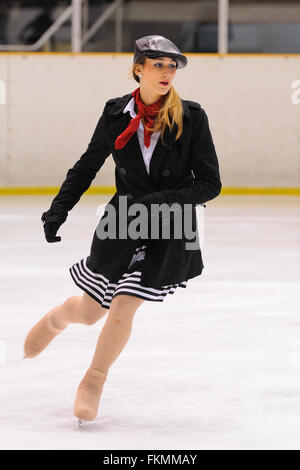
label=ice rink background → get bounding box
[0,193,300,450]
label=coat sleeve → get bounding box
[137,105,222,208]
[42,108,111,224]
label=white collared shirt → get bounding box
[123,97,161,175]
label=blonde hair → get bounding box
[127,56,184,145]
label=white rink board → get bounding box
[0,53,299,188]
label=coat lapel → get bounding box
[108,111,157,189]
[149,100,191,186]
[125,131,158,187]
[148,123,178,187]
[106,93,190,188]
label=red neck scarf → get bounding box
[114,87,165,150]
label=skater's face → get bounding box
[137,56,177,96]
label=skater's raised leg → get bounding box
[24,293,108,358]
[74,294,144,422]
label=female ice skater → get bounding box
[24,35,222,424]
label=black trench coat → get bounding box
[43,92,222,288]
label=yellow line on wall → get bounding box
[0,187,299,196]
[221,187,300,195]
[0,186,116,195]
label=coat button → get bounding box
[127,194,133,200]
[120,167,126,175]
[162,169,170,177]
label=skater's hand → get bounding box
[131,193,158,208]
[41,212,62,243]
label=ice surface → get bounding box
[0,194,300,450]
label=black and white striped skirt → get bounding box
[69,244,188,309]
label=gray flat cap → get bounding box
[133,35,188,69]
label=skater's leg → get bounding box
[51,293,108,329]
[74,294,144,421]
[24,293,108,358]
[89,294,144,373]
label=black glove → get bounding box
[130,193,158,208]
[130,193,180,220]
[127,193,175,233]
[41,212,62,243]
[127,194,155,223]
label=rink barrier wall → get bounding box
[0,187,299,196]
[0,52,299,189]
